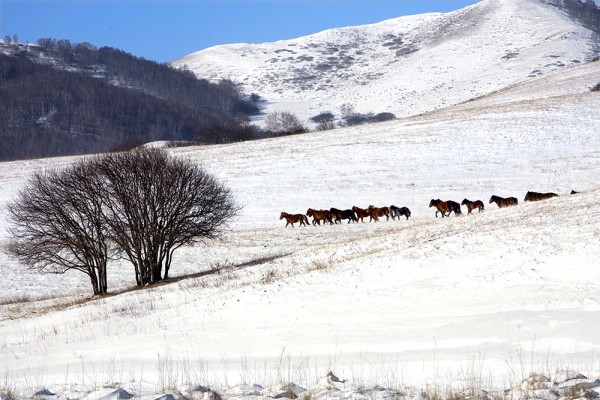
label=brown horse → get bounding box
[280,212,308,227]
[429,199,461,217]
[330,208,358,224]
[524,191,558,202]
[368,205,390,222]
[489,195,518,208]
[306,208,333,225]
[352,206,371,223]
[461,198,484,214]
[390,205,411,220]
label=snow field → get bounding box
[1,58,600,397]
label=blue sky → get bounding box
[2,1,480,63]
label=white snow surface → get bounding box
[1,56,600,395]
[171,0,598,126]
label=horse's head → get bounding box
[461,199,468,205]
[524,192,533,201]
[489,196,496,204]
[280,212,286,220]
[428,199,437,208]
[306,208,313,216]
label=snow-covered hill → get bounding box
[1,56,599,396]
[172,0,599,125]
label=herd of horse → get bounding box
[428,191,560,218]
[280,191,565,227]
[279,205,411,227]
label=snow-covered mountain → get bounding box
[172,0,599,124]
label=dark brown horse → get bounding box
[461,198,484,214]
[524,191,558,202]
[352,206,371,223]
[367,205,390,222]
[447,200,462,216]
[330,208,358,224]
[390,205,411,220]
[489,195,518,208]
[280,212,308,227]
[306,208,333,225]
[429,199,461,217]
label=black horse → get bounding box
[329,208,358,224]
[390,205,411,220]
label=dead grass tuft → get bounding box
[306,260,331,272]
[260,268,279,284]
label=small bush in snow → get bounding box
[310,112,335,124]
[371,112,396,122]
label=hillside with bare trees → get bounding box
[0,40,261,161]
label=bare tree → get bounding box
[94,148,240,285]
[7,148,240,293]
[7,161,111,295]
[265,111,307,136]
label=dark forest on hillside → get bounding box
[547,0,600,35]
[0,40,261,161]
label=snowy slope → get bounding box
[0,59,599,394]
[172,0,598,125]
